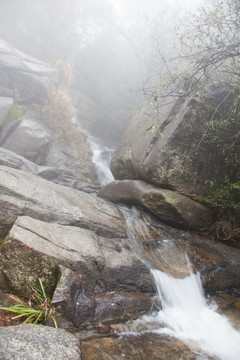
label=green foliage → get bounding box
[204,180,240,212]
[203,94,240,180]
[3,104,27,126]
[0,279,57,327]
[0,238,3,244]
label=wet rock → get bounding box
[54,268,152,328]
[0,97,13,126]
[1,117,51,164]
[0,38,56,103]
[99,179,212,231]
[0,165,126,239]
[0,324,81,360]
[81,332,213,360]
[110,84,235,197]
[0,217,153,314]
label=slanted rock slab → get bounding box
[0,165,126,238]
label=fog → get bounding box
[0,0,204,141]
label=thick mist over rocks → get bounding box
[0,0,204,141]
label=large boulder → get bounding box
[0,38,56,103]
[111,84,235,197]
[0,165,126,239]
[98,180,212,231]
[0,324,81,360]
[0,97,13,125]
[1,116,51,164]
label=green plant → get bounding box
[201,180,240,242]
[0,279,57,327]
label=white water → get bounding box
[149,269,240,360]
[87,135,114,186]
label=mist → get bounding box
[0,0,204,141]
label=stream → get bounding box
[87,135,240,360]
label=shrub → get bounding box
[0,279,57,327]
[42,85,77,135]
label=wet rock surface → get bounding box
[0,324,81,360]
[81,332,213,360]
[99,179,212,231]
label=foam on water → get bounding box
[150,269,240,360]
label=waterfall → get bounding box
[151,269,240,360]
[87,135,114,186]
[121,206,240,360]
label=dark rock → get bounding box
[99,179,212,231]
[0,324,81,360]
[110,84,235,197]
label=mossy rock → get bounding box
[3,104,28,126]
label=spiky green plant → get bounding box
[0,279,57,327]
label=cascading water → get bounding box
[121,207,240,360]
[84,140,240,359]
[150,270,240,360]
[87,135,114,186]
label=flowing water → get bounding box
[87,141,240,359]
[87,135,114,186]
[121,207,240,360]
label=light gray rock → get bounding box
[1,118,51,163]
[0,165,126,239]
[0,97,13,126]
[0,324,81,360]
[98,180,212,231]
[0,38,56,103]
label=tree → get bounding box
[144,0,240,102]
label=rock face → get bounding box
[110,84,234,197]
[0,97,13,125]
[99,180,212,231]
[0,324,81,360]
[0,165,126,239]
[0,38,56,103]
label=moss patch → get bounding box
[3,105,28,126]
